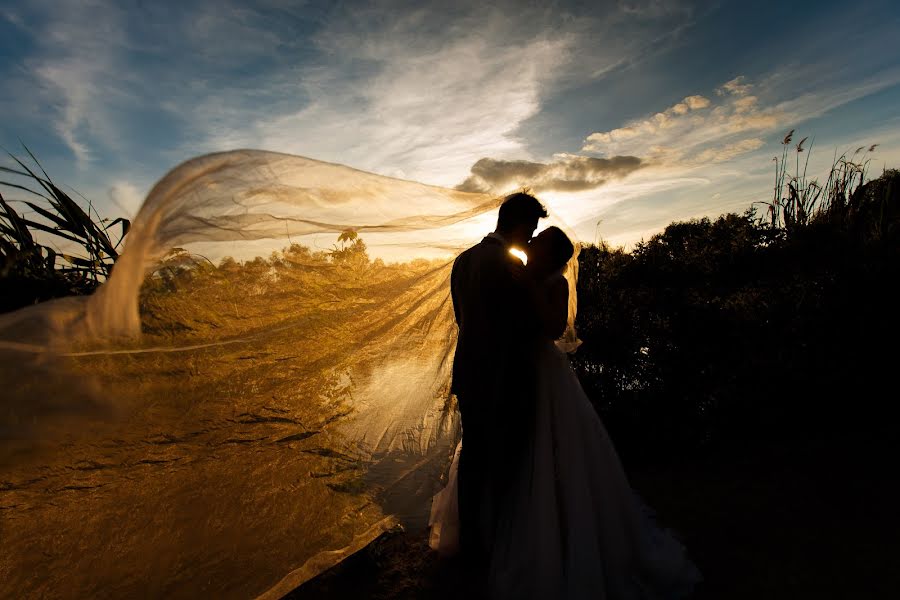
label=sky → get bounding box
[1,0,899,249]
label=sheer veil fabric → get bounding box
[0,150,579,599]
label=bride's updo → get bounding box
[528,226,574,277]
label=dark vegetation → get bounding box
[0,146,129,313]
[573,137,899,463]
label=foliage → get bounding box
[330,228,370,267]
[760,129,877,233]
[0,146,129,312]
[139,235,445,341]
[573,159,900,462]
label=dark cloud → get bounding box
[456,155,644,194]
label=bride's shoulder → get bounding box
[543,271,568,290]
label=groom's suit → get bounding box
[450,233,537,566]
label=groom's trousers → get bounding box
[456,394,492,570]
[456,390,532,572]
[457,397,491,566]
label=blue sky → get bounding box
[2,0,899,247]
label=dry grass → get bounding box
[760,130,876,233]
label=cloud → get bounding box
[582,77,783,165]
[107,180,144,217]
[1,0,704,190]
[692,138,764,163]
[13,2,132,164]
[582,68,900,172]
[168,0,707,187]
[584,93,712,146]
[717,76,753,97]
[456,154,644,194]
[164,3,578,188]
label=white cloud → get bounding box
[183,7,574,187]
[171,1,703,187]
[11,1,140,166]
[717,76,753,97]
[582,77,784,166]
[583,93,712,147]
[107,180,144,217]
[583,70,900,170]
[693,137,764,163]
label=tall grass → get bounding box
[0,145,129,309]
[761,129,876,233]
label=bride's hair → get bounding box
[543,226,575,272]
[496,192,548,232]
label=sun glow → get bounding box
[509,248,528,264]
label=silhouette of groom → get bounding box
[450,192,548,571]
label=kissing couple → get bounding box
[429,192,702,599]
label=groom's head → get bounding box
[496,192,548,247]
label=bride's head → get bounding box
[527,226,574,279]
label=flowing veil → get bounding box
[0,150,579,599]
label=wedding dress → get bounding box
[430,274,702,599]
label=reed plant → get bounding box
[762,129,876,234]
[0,145,129,309]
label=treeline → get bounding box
[139,231,447,340]
[572,166,900,462]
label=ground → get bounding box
[286,432,897,599]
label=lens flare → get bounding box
[509,248,528,264]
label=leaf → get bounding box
[0,177,53,201]
[20,218,84,245]
[47,182,90,237]
[105,217,130,251]
[338,229,358,243]
[23,201,71,230]
[0,192,35,248]
[59,254,96,267]
[19,142,54,183]
[5,151,57,201]
[45,246,57,270]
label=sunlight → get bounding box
[509,247,527,265]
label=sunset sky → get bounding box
[2,0,899,248]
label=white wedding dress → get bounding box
[430,278,702,599]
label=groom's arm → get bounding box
[450,255,462,326]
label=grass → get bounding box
[760,129,877,233]
[0,144,129,310]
